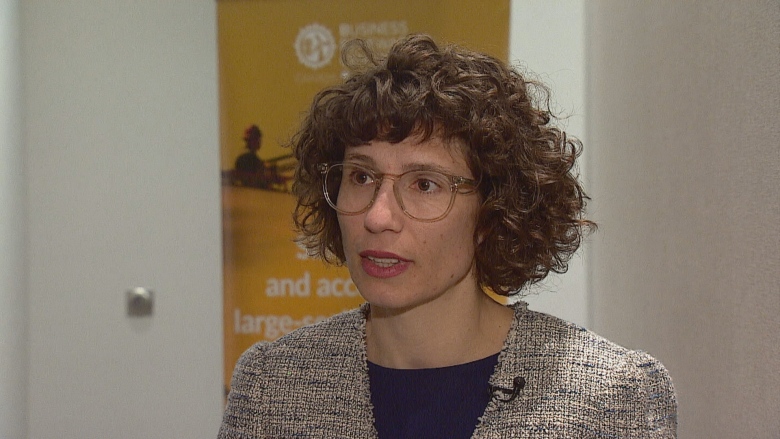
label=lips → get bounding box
[359,250,410,278]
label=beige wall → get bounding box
[0,0,27,438]
[586,1,779,437]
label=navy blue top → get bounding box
[367,353,500,439]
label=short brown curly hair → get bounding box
[290,34,594,296]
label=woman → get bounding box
[219,34,677,438]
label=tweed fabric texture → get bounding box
[218,302,677,438]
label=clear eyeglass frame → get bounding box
[317,162,479,222]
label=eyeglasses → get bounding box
[318,162,478,222]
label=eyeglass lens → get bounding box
[324,163,455,220]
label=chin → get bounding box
[355,283,410,310]
[361,288,441,316]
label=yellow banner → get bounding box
[219,0,509,393]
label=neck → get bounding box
[365,290,513,369]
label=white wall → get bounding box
[22,1,224,437]
[586,1,780,437]
[1,0,28,437]
[509,0,589,327]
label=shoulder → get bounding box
[509,303,666,371]
[498,303,677,437]
[219,307,372,438]
[232,306,366,375]
[612,350,678,436]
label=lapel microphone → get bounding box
[488,376,526,402]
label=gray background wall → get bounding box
[2,0,778,438]
[1,0,26,437]
[587,1,779,437]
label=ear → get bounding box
[475,224,486,246]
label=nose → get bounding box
[363,179,403,233]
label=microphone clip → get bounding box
[488,376,526,403]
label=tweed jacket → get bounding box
[219,302,677,438]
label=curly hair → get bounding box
[290,34,594,296]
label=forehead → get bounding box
[344,136,471,175]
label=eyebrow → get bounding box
[343,152,459,175]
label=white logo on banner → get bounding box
[294,23,336,69]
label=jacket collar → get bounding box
[346,301,531,438]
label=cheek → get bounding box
[427,221,476,262]
[336,217,352,258]
[337,216,365,267]
[337,214,357,239]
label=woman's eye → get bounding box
[351,170,373,185]
[414,178,440,193]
